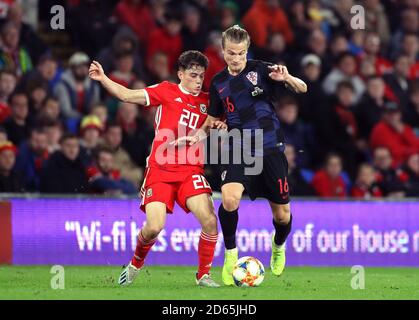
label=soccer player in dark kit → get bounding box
[178,25,307,285]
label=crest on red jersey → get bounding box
[246,71,258,85]
[200,104,207,114]
[146,188,153,198]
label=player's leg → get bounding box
[269,201,292,276]
[119,175,175,286]
[132,202,167,268]
[220,182,244,285]
[119,202,167,286]
[262,152,292,276]
[186,193,220,287]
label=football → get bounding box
[232,256,265,287]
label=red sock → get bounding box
[197,231,218,279]
[131,230,157,269]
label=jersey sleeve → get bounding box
[143,81,169,107]
[208,79,224,118]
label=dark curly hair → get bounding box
[177,50,209,71]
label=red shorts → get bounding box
[140,166,212,213]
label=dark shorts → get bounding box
[220,151,290,204]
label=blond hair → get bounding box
[222,25,250,49]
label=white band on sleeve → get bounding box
[143,89,150,106]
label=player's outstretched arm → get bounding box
[268,65,307,93]
[89,61,147,105]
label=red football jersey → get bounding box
[143,81,209,171]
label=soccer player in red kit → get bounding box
[89,51,225,287]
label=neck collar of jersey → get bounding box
[178,84,199,96]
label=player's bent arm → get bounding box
[284,74,307,93]
[172,116,224,146]
[100,74,147,105]
[192,116,221,142]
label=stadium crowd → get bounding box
[0,0,417,198]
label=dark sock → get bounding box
[273,214,293,246]
[218,205,238,250]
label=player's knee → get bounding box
[222,196,240,212]
[144,224,164,239]
[273,205,291,224]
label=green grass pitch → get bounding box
[0,266,418,300]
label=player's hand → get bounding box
[268,64,289,82]
[170,135,200,146]
[212,120,228,130]
[89,60,105,82]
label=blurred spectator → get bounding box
[363,0,390,45]
[404,82,419,136]
[390,9,418,60]
[43,119,63,154]
[6,2,49,64]
[102,122,143,187]
[95,27,146,79]
[329,33,350,63]
[108,50,137,88]
[322,51,365,102]
[400,33,419,80]
[146,51,171,84]
[146,12,183,72]
[54,52,100,120]
[113,0,156,45]
[288,0,314,47]
[315,81,364,177]
[0,21,32,76]
[255,32,288,64]
[330,0,355,35]
[0,69,16,123]
[0,140,24,192]
[203,31,225,91]
[90,104,108,126]
[69,0,116,58]
[40,133,88,194]
[312,153,348,198]
[116,102,153,168]
[297,54,327,123]
[3,91,29,146]
[383,54,412,111]
[358,56,377,80]
[358,32,392,76]
[355,75,390,140]
[25,80,48,125]
[18,55,61,94]
[275,96,315,168]
[79,115,103,165]
[284,144,315,196]
[181,5,209,52]
[14,127,49,191]
[370,101,419,167]
[242,0,294,48]
[351,163,383,199]
[398,153,419,197]
[87,146,137,195]
[37,96,62,124]
[218,1,240,31]
[149,0,166,27]
[348,30,366,56]
[373,146,405,197]
[305,29,331,79]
